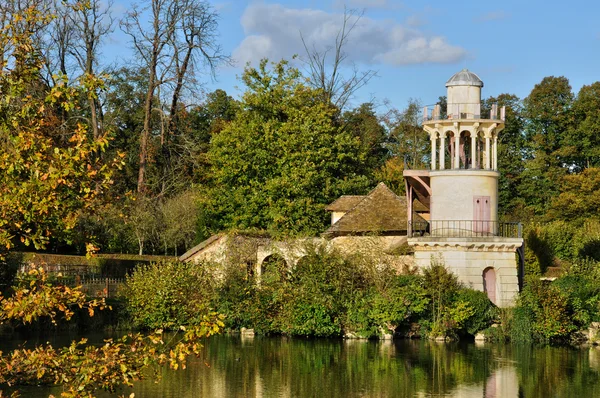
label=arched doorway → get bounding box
[260,254,288,283]
[483,267,496,304]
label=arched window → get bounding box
[459,131,471,169]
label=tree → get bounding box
[0,5,122,253]
[569,82,600,169]
[548,167,600,226]
[384,98,429,169]
[121,0,226,193]
[0,267,223,397]
[341,102,388,173]
[301,8,376,112]
[201,59,373,238]
[68,0,115,139]
[520,76,574,216]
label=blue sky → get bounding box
[106,0,600,112]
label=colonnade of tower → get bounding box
[422,69,505,172]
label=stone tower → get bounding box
[403,69,523,307]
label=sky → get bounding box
[105,0,600,112]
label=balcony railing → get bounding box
[422,104,505,122]
[409,220,522,239]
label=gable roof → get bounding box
[324,182,425,236]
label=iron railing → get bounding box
[409,220,522,238]
[422,104,505,122]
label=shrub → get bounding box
[421,258,465,338]
[212,262,256,331]
[455,288,497,336]
[280,247,367,337]
[121,261,216,330]
[517,278,577,343]
[368,274,428,335]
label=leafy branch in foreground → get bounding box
[0,267,223,398]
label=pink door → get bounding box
[473,196,491,233]
[483,267,496,304]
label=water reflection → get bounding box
[3,334,600,397]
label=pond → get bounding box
[3,333,600,397]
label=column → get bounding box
[471,131,477,169]
[407,183,413,237]
[493,135,498,170]
[485,133,491,169]
[431,133,437,170]
[454,131,460,169]
[439,133,445,170]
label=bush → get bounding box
[421,258,464,338]
[121,261,216,330]
[516,278,577,343]
[455,289,497,336]
[212,262,256,331]
[280,247,367,337]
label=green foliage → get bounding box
[122,261,216,330]
[520,76,573,216]
[341,102,388,173]
[549,168,600,228]
[516,278,579,343]
[421,258,462,337]
[455,289,497,336]
[201,59,373,238]
[280,247,366,337]
[524,224,555,275]
[0,8,122,253]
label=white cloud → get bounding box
[233,4,466,67]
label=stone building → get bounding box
[404,69,523,307]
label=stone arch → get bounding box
[476,131,485,169]
[459,130,472,169]
[444,130,455,169]
[258,253,289,282]
[483,267,497,304]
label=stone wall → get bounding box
[410,237,522,307]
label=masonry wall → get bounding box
[411,240,521,307]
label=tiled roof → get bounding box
[325,195,365,211]
[324,183,425,236]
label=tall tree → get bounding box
[0,5,121,253]
[68,0,115,139]
[122,0,225,194]
[122,0,177,193]
[569,82,600,169]
[341,102,388,173]
[200,59,372,238]
[520,76,574,216]
[384,98,429,169]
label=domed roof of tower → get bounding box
[445,69,484,87]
